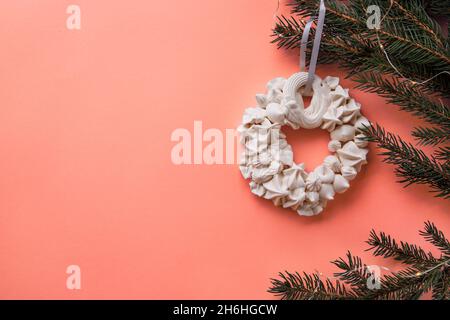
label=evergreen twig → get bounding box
[412,126,450,146]
[272,0,450,95]
[361,124,450,199]
[367,230,437,267]
[420,221,450,256]
[269,271,353,300]
[353,72,450,128]
[269,222,450,300]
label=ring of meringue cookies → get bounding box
[238,74,370,216]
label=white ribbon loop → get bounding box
[283,0,327,129]
[300,18,313,72]
[306,0,326,90]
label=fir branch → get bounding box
[273,27,450,96]
[354,73,450,128]
[331,252,371,296]
[270,222,450,300]
[268,271,353,300]
[434,147,450,163]
[364,266,435,299]
[390,0,445,47]
[377,19,450,68]
[272,15,367,55]
[273,0,450,95]
[272,15,304,50]
[363,223,450,300]
[367,230,437,268]
[420,221,450,257]
[361,124,450,198]
[290,0,450,66]
[412,126,450,146]
[432,270,450,300]
[421,0,450,18]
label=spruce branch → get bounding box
[361,124,450,198]
[272,0,450,95]
[363,266,433,299]
[331,252,371,296]
[412,126,450,146]
[390,0,445,47]
[354,72,450,128]
[376,19,450,69]
[420,221,450,257]
[432,271,450,300]
[269,222,450,300]
[421,0,450,19]
[365,222,450,299]
[291,0,449,62]
[434,147,450,164]
[268,271,353,300]
[367,230,437,268]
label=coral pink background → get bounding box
[0,1,448,299]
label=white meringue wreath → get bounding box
[238,73,370,216]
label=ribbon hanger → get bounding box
[299,0,326,91]
[282,0,328,129]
